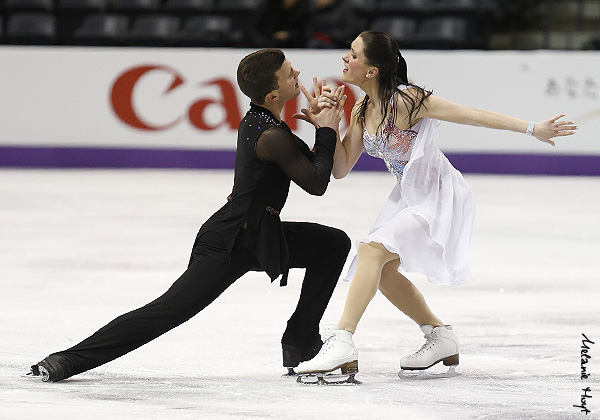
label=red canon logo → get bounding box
[110,65,355,132]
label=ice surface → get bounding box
[1,169,599,419]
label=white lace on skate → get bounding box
[319,324,338,342]
[412,329,438,358]
[314,331,337,357]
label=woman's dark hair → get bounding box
[356,30,432,132]
[237,49,285,104]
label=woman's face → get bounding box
[342,36,371,86]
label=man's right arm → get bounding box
[255,127,336,196]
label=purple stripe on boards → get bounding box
[0,146,599,176]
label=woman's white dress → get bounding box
[345,106,476,286]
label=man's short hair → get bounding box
[237,49,285,105]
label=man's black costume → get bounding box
[33,103,350,381]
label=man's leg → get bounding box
[280,222,350,366]
[33,231,257,381]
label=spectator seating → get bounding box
[212,0,264,47]
[346,0,376,16]
[430,0,486,16]
[111,0,162,17]
[177,14,238,47]
[412,16,471,49]
[589,27,600,49]
[57,0,110,44]
[6,12,56,45]
[372,16,418,48]
[73,14,129,46]
[57,0,109,11]
[213,0,264,12]
[3,0,54,13]
[127,14,180,46]
[163,0,214,16]
[0,0,592,50]
[376,0,433,18]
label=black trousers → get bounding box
[52,222,350,378]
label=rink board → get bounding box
[0,47,599,175]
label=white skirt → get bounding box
[345,119,476,286]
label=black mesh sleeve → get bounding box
[255,127,337,196]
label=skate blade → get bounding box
[281,368,298,378]
[398,365,460,379]
[23,365,51,382]
[297,372,361,385]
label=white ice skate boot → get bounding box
[296,325,360,385]
[399,325,459,377]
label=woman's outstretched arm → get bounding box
[416,94,578,145]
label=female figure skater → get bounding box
[295,30,577,380]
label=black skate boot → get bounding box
[27,355,73,382]
[282,338,323,377]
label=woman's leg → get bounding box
[337,242,397,333]
[296,242,397,376]
[378,260,459,371]
[378,259,443,327]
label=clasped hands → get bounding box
[293,77,346,130]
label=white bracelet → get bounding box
[526,121,535,136]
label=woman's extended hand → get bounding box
[533,114,578,146]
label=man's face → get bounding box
[272,59,300,102]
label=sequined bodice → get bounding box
[363,113,418,181]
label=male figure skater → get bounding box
[29,49,350,382]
